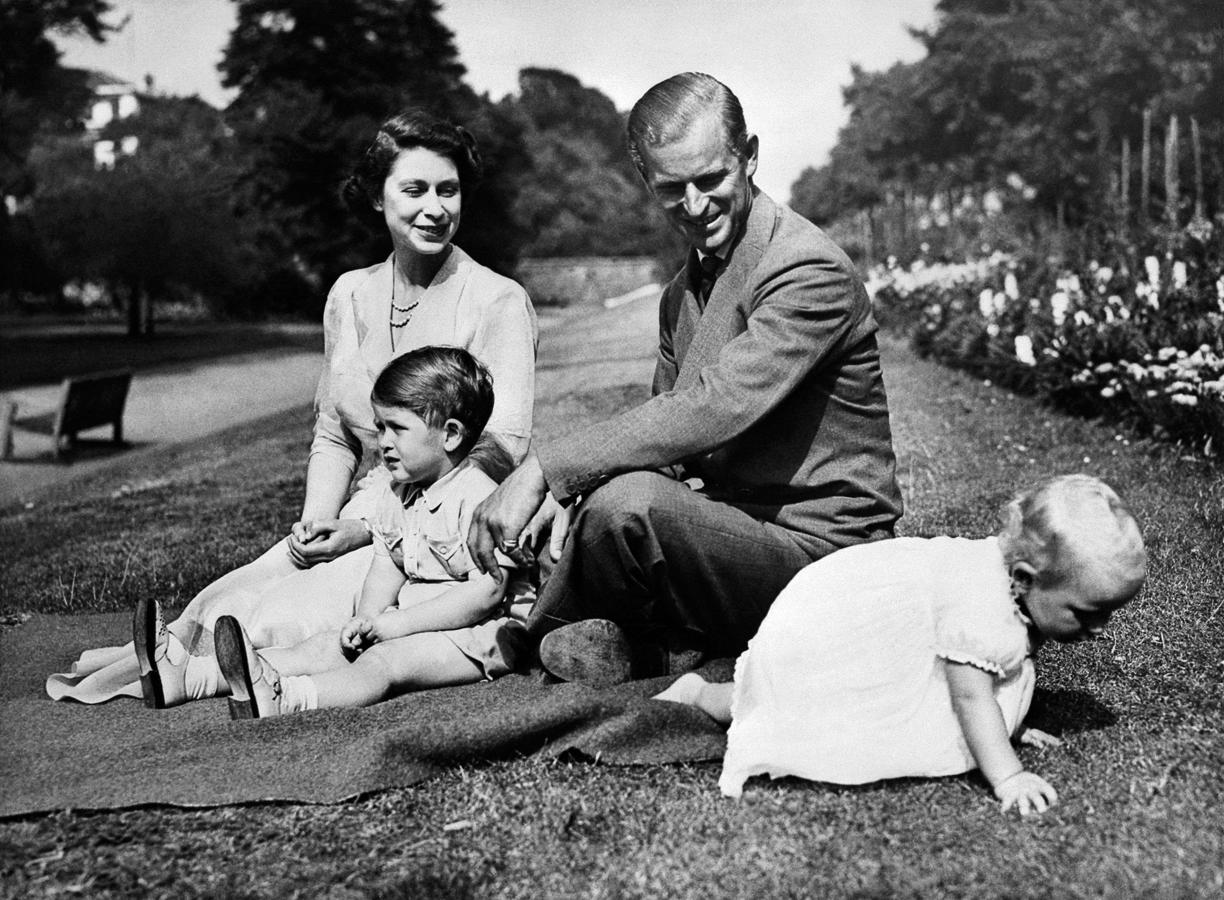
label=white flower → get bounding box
[1172,261,1188,289]
[1014,335,1036,366]
[1144,256,1161,286]
[979,289,995,318]
[1050,291,1070,326]
[1157,347,1179,361]
[1004,272,1019,300]
[1095,266,1113,285]
[986,322,1000,337]
[1094,362,1115,375]
[1101,385,1117,399]
[1073,310,1093,326]
[1170,394,1199,407]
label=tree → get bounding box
[800,0,1224,254]
[218,0,526,314]
[30,95,254,334]
[0,0,113,297]
[502,67,680,260]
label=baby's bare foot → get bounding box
[652,672,707,706]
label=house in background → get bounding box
[83,71,140,169]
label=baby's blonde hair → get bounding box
[997,474,1147,591]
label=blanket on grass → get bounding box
[0,614,730,818]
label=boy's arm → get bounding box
[356,552,409,619]
[370,568,509,642]
[945,661,1059,815]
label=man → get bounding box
[469,72,902,683]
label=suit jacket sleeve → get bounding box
[538,248,869,502]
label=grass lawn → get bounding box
[0,320,323,390]
[1,337,1222,898]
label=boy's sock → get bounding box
[169,637,221,701]
[278,674,319,713]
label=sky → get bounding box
[54,0,939,202]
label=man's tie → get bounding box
[698,254,720,305]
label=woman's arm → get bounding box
[945,661,1058,815]
[286,452,373,566]
[369,569,508,642]
[468,285,537,465]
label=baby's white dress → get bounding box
[720,536,1035,798]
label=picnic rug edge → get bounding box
[0,614,729,818]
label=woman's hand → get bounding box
[339,616,375,657]
[287,518,371,567]
[994,771,1059,816]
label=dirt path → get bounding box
[0,289,663,507]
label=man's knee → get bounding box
[575,471,675,538]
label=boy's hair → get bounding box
[998,474,1147,591]
[371,346,493,456]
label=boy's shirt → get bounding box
[370,462,529,605]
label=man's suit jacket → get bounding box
[537,190,902,556]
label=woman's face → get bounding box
[376,146,462,257]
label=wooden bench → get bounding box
[0,369,133,460]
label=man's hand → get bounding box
[521,491,572,562]
[288,518,370,567]
[468,451,549,579]
[339,616,375,657]
[994,771,1059,816]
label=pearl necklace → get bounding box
[390,297,420,329]
[389,262,421,329]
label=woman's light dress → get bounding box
[720,536,1035,798]
[47,247,537,702]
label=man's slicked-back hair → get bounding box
[371,346,494,456]
[626,72,750,177]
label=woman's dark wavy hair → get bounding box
[341,109,483,228]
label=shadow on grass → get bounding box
[1025,686,1118,735]
[1,437,151,466]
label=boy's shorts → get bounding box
[443,617,531,680]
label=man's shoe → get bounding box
[664,628,707,676]
[214,615,284,719]
[538,619,632,687]
[133,597,190,709]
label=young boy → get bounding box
[136,346,530,717]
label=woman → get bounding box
[47,109,538,705]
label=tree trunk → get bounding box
[1140,107,1152,223]
[141,287,155,336]
[125,279,141,337]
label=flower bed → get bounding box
[868,251,1224,454]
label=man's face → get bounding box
[639,111,758,255]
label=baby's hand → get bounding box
[1019,727,1064,750]
[340,616,374,656]
[994,771,1059,816]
